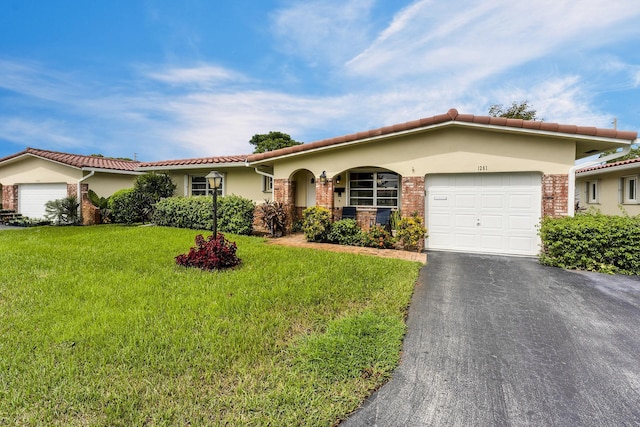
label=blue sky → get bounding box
[1,0,639,162]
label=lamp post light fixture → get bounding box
[205,171,223,236]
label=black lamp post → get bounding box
[205,171,223,237]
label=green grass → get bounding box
[0,225,420,426]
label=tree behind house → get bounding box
[488,100,539,121]
[249,131,302,153]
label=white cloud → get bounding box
[144,64,248,87]
[345,0,640,89]
[270,0,375,66]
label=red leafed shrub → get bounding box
[175,233,241,271]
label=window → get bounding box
[349,171,399,207]
[586,181,598,204]
[263,176,273,193]
[191,175,223,196]
[623,176,638,204]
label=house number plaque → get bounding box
[477,165,488,171]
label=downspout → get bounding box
[253,167,275,201]
[568,143,633,216]
[77,170,96,223]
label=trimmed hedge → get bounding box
[539,213,640,275]
[152,195,255,235]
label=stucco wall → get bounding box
[0,157,82,184]
[576,167,640,216]
[85,173,138,197]
[163,166,269,202]
[269,127,577,180]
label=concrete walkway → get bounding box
[266,233,427,264]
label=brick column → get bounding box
[316,179,334,210]
[542,174,569,218]
[401,176,425,218]
[273,178,296,231]
[2,185,18,211]
[79,183,99,225]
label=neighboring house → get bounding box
[575,157,640,216]
[1,109,636,256]
[0,148,141,223]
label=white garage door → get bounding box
[426,173,542,256]
[18,183,68,219]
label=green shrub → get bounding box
[302,206,332,242]
[152,195,255,235]
[109,188,148,224]
[217,195,255,235]
[539,212,640,275]
[361,225,395,249]
[327,219,364,246]
[152,196,212,229]
[396,214,427,252]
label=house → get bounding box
[575,157,640,216]
[1,109,636,256]
[245,109,636,256]
[0,148,142,223]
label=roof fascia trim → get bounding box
[576,162,640,177]
[1,152,82,170]
[137,162,247,171]
[82,167,143,175]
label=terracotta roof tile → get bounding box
[139,155,248,168]
[0,147,141,171]
[246,108,638,163]
[577,156,640,173]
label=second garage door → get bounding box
[425,173,542,256]
[18,183,68,219]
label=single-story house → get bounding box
[1,109,636,256]
[575,157,640,216]
[0,148,142,223]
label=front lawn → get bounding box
[0,226,420,426]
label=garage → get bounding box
[425,173,542,256]
[18,183,68,219]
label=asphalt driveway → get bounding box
[342,251,640,426]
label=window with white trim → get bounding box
[586,181,598,204]
[622,176,638,204]
[263,176,273,193]
[348,171,399,207]
[191,175,223,196]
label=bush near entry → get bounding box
[152,195,255,235]
[539,212,640,275]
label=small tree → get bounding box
[134,172,176,203]
[249,131,302,153]
[488,101,539,121]
[45,196,80,225]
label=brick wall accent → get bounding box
[2,185,18,211]
[542,174,569,218]
[316,179,334,210]
[79,183,100,225]
[401,176,425,219]
[273,178,296,231]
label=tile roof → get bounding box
[139,155,248,168]
[576,156,640,174]
[247,108,638,163]
[0,147,141,171]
